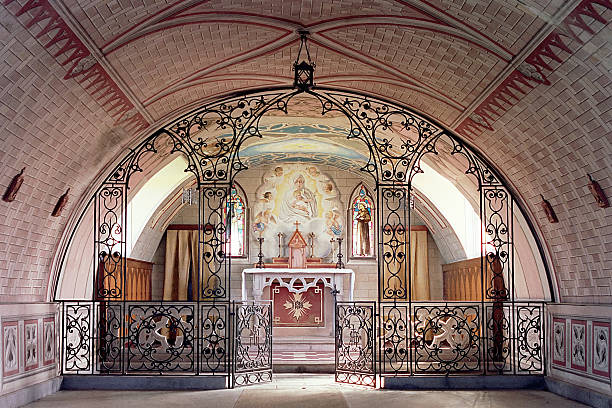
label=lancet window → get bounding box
[351,184,374,257]
[225,184,247,257]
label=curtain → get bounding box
[410,230,430,300]
[381,228,430,300]
[163,230,198,301]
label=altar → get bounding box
[241,222,354,370]
[241,268,355,302]
[241,224,355,322]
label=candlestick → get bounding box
[277,232,285,258]
[256,237,265,268]
[307,232,315,258]
[335,237,345,269]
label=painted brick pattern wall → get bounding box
[0,6,126,302]
[471,23,612,303]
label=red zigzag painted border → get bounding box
[3,0,149,133]
[456,0,612,138]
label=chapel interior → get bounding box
[0,1,610,407]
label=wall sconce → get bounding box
[587,174,609,208]
[540,194,558,223]
[2,167,25,202]
[52,188,70,217]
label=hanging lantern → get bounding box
[293,31,315,91]
[182,187,198,206]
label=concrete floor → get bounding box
[24,374,587,408]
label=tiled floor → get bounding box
[24,374,588,408]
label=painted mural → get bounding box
[253,163,343,258]
[238,123,369,171]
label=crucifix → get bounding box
[294,220,300,230]
[307,232,315,258]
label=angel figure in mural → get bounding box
[355,202,372,256]
[263,166,284,187]
[254,209,277,233]
[325,209,342,236]
[280,174,317,221]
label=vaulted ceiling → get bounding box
[0,0,610,303]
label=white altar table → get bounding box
[241,268,355,301]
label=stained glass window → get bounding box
[225,185,246,257]
[352,185,374,257]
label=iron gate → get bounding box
[335,301,376,387]
[232,301,273,387]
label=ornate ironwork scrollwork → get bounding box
[97,302,122,373]
[200,303,228,374]
[60,78,549,383]
[483,187,511,301]
[335,302,376,387]
[381,304,409,374]
[233,301,272,386]
[201,186,229,299]
[64,304,92,372]
[485,303,511,373]
[413,304,480,373]
[95,185,125,300]
[516,304,543,373]
[381,187,408,300]
[127,304,195,373]
[316,90,441,183]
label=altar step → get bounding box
[272,351,335,373]
[273,336,335,352]
[272,337,335,373]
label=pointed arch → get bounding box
[349,183,375,258]
[225,182,248,257]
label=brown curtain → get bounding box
[381,228,430,300]
[410,230,430,300]
[163,230,198,300]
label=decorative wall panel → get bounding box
[2,321,19,377]
[570,319,587,372]
[23,320,39,371]
[548,305,612,399]
[43,317,56,367]
[552,317,566,367]
[592,321,610,379]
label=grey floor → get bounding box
[24,374,587,408]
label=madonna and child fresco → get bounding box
[253,164,344,258]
